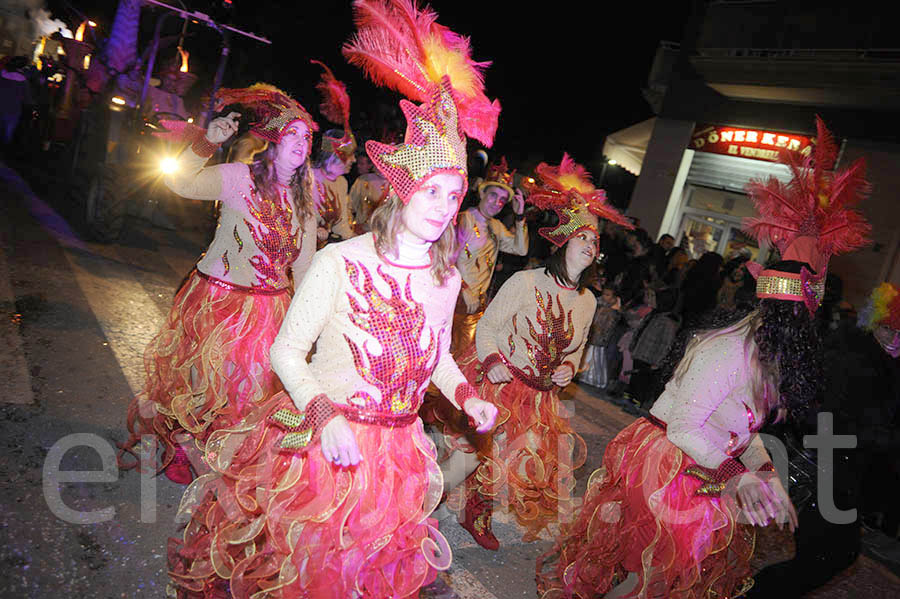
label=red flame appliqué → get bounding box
[518,287,576,388]
[342,258,438,415]
[243,187,300,290]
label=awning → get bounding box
[602,118,655,175]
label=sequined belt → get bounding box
[339,405,419,428]
[197,270,289,296]
[644,413,668,431]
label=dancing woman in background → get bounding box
[452,155,633,549]
[538,117,871,599]
[120,85,319,484]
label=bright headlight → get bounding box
[160,157,178,175]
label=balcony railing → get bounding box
[695,47,900,61]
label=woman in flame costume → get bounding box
[448,154,633,549]
[311,60,358,245]
[119,85,319,484]
[167,1,499,597]
[537,117,871,599]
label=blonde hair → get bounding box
[370,194,458,286]
[673,310,781,418]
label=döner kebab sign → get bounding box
[690,124,817,164]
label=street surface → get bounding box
[2,158,899,598]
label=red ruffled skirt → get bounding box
[168,392,450,599]
[120,270,289,472]
[536,418,755,599]
[445,345,587,538]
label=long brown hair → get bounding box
[370,194,458,286]
[248,142,315,222]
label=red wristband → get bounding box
[757,461,776,473]
[481,353,504,373]
[684,458,748,496]
[269,394,340,453]
[454,382,479,411]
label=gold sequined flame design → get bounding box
[270,408,314,450]
[243,187,300,289]
[342,259,436,415]
[520,288,575,385]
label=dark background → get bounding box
[46,0,692,205]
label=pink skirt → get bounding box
[537,417,755,598]
[168,392,450,599]
[120,270,289,472]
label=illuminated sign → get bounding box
[690,124,815,164]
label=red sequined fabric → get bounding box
[242,186,300,290]
[684,458,749,496]
[268,394,340,453]
[454,382,479,410]
[343,258,438,417]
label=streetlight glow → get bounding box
[608,159,617,166]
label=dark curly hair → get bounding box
[657,261,822,421]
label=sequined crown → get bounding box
[215,83,318,144]
[322,129,358,165]
[525,153,633,247]
[478,157,515,196]
[365,77,468,206]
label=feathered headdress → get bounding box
[859,282,900,332]
[524,153,633,247]
[743,116,871,314]
[311,60,357,164]
[478,157,515,197]
[342,0,501,211]
[214,83,318,143]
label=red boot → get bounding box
[460,474,499,551]
[164,445,194,484]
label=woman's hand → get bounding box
[736,472,798,531]
[486,363,513,384]
[205,112,240,144]
[320,415,362,468]
[317,226,329,242]
[551,363,575,387]
[463,398,498,433]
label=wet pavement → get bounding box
[1,155,899,598]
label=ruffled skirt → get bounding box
[537,418,755,599]
[445,345,586,537]
[120,270,289,471]
[169,392,450,599]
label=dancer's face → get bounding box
[274,120,312,170]
[400,172,465,243]
[565,229,599,282]
[478,185,509,217]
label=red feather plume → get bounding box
[743,116,870,259]
[342,0,500,146]
[311,60,351,129]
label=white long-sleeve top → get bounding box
[456,210,528,313]
[164,148,316,290]
[476,269,595,391]
[269,233,470,416]
[650,329,772,470]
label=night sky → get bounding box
[47,0,691,204]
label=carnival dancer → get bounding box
[537,117,871,599]
[448,154,633,550]
[167,1,500,597]
[452,157,528,354]
[119,84,319,484]
[348,147,390,234]
[311,61,357,245]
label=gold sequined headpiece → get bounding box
[478,157,515,197]
[215,83,318,144]
[365,78,468,206]
[343,0,501,216]
[743,117,871,315]
[524,153,633,247]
